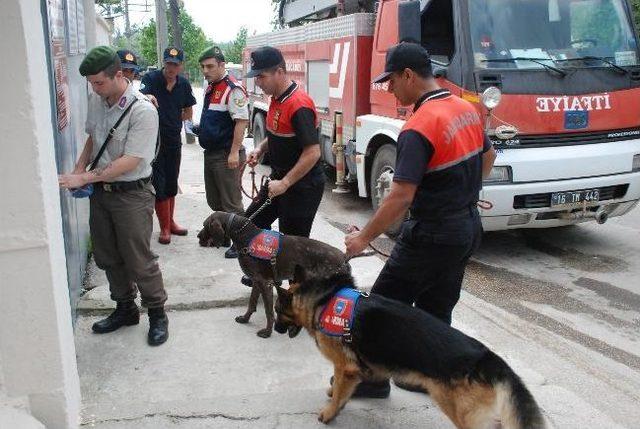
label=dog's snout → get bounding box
[274,322,288,334]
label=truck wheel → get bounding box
[370,144,404,236]
[252,112,269,165]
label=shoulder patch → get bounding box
[233,96,247,108]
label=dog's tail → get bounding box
[489,353,546,429]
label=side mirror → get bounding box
[398,1,421,44]
[433,65,447,78]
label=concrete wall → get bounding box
[96,15,112,46]
[0,0,82,427]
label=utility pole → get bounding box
[155,0,169,67]
[168,0,182,50]
[124,0,131,48]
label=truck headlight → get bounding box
[481,86,502,110]
[633,154,640,171]
[484,166,512,184]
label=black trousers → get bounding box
[244,179,324,237]
[152,135,182,200]
[371,210,483,325]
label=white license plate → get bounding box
[551,189,600,207]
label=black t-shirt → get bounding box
[266,82,324,186]
[393,89,492,219]
[140,69,196,142]
[394,130,492,185]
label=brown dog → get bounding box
[197,211,349,338]
[274,268,546,428]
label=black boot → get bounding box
[92,301,139,334]
[148,307,169,346]
[224,244,238,259]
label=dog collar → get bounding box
[318,288,363,339]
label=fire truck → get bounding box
[244,0,640,231]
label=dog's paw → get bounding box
[256,328,272,338]
[318,405,338,424]
[326,386,333,398]
[235,315,251,324]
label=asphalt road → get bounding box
[317,178,640,428]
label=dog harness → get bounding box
[318,288,365,341]
[247,229,282,260]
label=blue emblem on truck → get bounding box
[565,111,588,130]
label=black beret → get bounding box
[199,46,225,63]
[79,46,118,76]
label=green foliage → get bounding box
[139,20,158,66]
[137,8,212,82]
[223,27,248,64]
[633,1,640,30]
[572,1,623,48]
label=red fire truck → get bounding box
[243,0,640,231]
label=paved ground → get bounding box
[75,86,640,428]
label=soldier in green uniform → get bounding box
[58,46,169,346]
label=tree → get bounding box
[138,8,212,81]
[633,1,640,30]
[95,0,122,16]
[223,27,248,64]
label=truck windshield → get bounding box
[469,0,639,70]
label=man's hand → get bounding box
[145,94,159,108]
[58,173,88,190]
[228,150,240,169]
[268,179,290,198]
[247,149,262,167]
[345,230,370,258]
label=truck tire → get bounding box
[370,144,404,236]
[252,112,270,165]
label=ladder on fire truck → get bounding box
[277,0,376,27]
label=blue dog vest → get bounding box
[248,230,282,260]
[318,288,363,337]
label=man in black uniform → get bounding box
[241,46,325,286]
[140,47,197,244]
[117,49,139,82]
[344,43,497,397]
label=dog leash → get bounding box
[238,161,261,201]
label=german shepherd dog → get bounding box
[197,211,349,338]
[274,268,545,428]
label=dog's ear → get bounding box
[204,216,226,246]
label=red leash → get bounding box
[238,161,261,201]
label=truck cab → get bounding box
[245,0,640,231]
[360,0,640,230]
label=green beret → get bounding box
[79,46,118,76]
[199,45,225,63]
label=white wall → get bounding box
[0,0,81,427]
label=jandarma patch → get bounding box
[318,288,362,337]
[248,230,282,260]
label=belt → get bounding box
[96,176,151,193]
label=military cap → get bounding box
[245,46,285,78]
[372,42,432,83]
[163,47,184,64]
[199,45,225,63]
[79,46,118,76]
[117,49,139,70]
